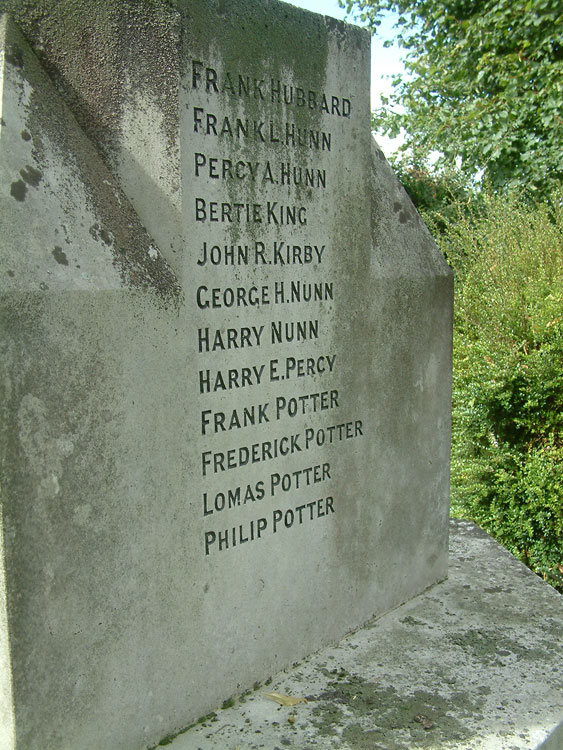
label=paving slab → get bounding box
[161,520,563,750]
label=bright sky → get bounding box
[282,0,405,155]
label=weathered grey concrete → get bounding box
[1,16,184,750]
[161,521,563,750]
[0,0,183,270]
[1,2,452,748]
[0,15,179,296]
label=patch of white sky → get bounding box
[282,0,405,156]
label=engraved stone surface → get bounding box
[1,2,452,749]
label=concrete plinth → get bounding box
[163,520,563,750]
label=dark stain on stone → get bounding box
[20,165,42,187]
[324,15,347,34]
[88,223,112,244]
[5,44,24,68]
[400,615,427,627]
[52,246,69,265]
[10,180,27,201]
[399,210,409,224]
[21,130,32,141]
[393,201,402,213]
[39,282,48,290]
[7,270,15,277]
[0,117,6,127]
[7,0,181,172]
[0,7,195,306]
[99,227,112,245]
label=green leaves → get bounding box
[443,189,563,591]
[342,0,563,196]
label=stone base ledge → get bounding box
[163,520,563,750]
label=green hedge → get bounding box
[432,190,563,591]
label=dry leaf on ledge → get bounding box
[263,691,308,707]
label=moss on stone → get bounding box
[308,671,483,748]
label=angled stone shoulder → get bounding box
[0,14,181,303]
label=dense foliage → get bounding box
[390,162,474,230]
[429,191,563,591]
[342,0,563,197]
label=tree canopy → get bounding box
[342,0,563,195]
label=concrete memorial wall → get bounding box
[0,1,453,748]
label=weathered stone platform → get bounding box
[162,520,563,750]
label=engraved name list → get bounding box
[188,60,364,556]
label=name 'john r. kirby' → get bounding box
[196,241,325,266]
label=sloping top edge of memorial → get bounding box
[370,139,453,279]
[0,14,182,305]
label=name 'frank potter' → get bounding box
[200,390,339,434]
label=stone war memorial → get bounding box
[0,1,453,748]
